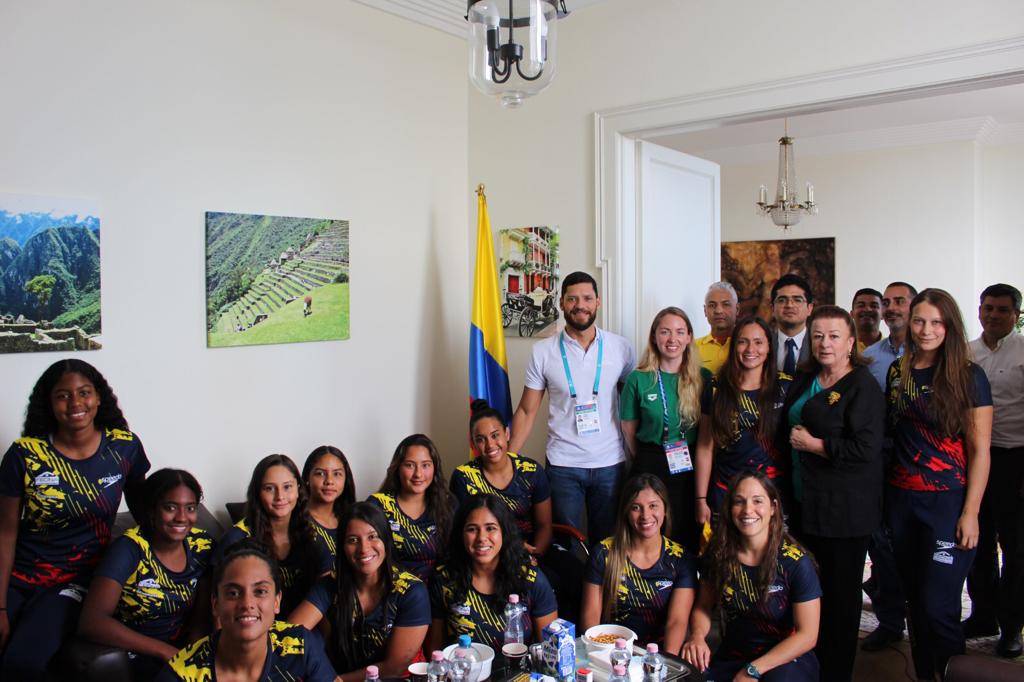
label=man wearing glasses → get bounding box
[770,273,814,375]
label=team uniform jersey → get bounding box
[95,526,214,643]
[583,536,697,644]
[0,429,150,589]
[430,562,557,649]
[311,519,338,569]
[887,363,992,491]
[156,620,337,682]
[620,370,709,446]
[701,376,791,508]
[449,454,551,542]
[714,541,821,662]
[304,568,430,670]
[367,493,444,581]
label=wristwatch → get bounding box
[746,663,762,679]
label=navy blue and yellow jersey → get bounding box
[430,561,557,649]
[305,567,430,670]
[715,541,821,661]
[0,429,150,589]
[212,520,332,614]
[449,454,550,542]
[887,362,992,492]
[94,526,214,644]
[701,375,791,511]
[311,519,337,568]
[583,535,697,644]
[367,493,445,582]
[155,620,337,682]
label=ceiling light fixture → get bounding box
[756,120,818,230]
[466,0,569,109]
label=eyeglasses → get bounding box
[774,296,807,306]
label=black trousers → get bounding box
[966,445,1024,632]
[630,441,700,553]
[800,533,870,682]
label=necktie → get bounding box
[784,338,797,375]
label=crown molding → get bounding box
[349,0,466,37]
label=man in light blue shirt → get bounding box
[863,281,917,390]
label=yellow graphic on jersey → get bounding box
[167,636,214,681]
[270,621,306,657]
[115,527,211,625]
[17,436,105,532]
[371,493,432,550]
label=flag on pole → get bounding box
[469,185,513,425]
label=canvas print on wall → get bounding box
[0,193,101,353]
[206,211,350,348]
[498,226,560,338]
[721,237,835,320]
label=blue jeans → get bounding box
[545,461,626,547]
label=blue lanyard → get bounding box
[655,370,679,439]
[559,332,603,401]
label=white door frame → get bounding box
[594,34,1024,333]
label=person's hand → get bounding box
[524,543,539,556]
[0,610,10,651]
[789,425,823,455]
[681,637,710,672]
[732,670,757,682]
[695,499,711,525]
[158,642,179,662]
[956,511,980,550]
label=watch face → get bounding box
[746,664,760,679]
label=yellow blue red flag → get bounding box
[470,186,512,424]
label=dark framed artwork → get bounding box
[721,237,835,320]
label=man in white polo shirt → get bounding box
[965,283,1024,658]
[509,271,636,545]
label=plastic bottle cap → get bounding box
[614,638,626,648]
[366,666,380,677]
[613,665,627,675]
[646,643,658,653]
[509,594,520,604]
[458,634,472,646]
[549,623,562,632]
[431,651,445,661]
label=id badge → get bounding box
[664,440,693,474]
[574,401,601,436]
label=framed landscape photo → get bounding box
[721,237,835,319]
[205,211,350,348]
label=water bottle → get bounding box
[365,665,380,682]
[641,643,665,682]
[450,649,472,682]
[609,638,631,671]
[609,664,630,682]
[427,651,449,682]
[503,594,525,645]
[448,634,481,665]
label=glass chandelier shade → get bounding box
[756,129,818,230]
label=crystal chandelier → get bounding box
[466,1,569,109]
[756,121,818,230]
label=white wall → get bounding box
[0,0,469,511]
[978,142,1024,301]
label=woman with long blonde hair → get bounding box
[580,474,696,653]
[621,306,709,550]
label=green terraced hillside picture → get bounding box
[205,211,350,348]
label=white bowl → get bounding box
[441,642,496,681]
[583,624,638,654]
[407,662,429,678]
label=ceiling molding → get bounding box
[349,0,466,37]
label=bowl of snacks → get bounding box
[583,624,638,654]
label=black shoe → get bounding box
[861,626,904,651]
[962,617,999,638]
[996,630,1023,658]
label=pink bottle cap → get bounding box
[615,638,627,648]
[431,651,445,661]
[646,643,659,653]
[613,665,627,675]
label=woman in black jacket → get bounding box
[778,305,885,682]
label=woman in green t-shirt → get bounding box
[621,306,710,552]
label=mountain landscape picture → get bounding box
[206,211,350,348]
[0,193,102,353]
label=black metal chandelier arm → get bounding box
[514,60,544,81]
[490,61,513,83]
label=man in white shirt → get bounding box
[509,271,636,545]
[770,273,813,375]
[965,283,1024,658]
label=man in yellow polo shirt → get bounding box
[695,281,737,375]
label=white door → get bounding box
[618,140,720,350]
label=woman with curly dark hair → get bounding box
[683,471,820,681]
[302,445,356,563]
[0,360,150,679]
[290,503,430,681]
[426,495,557,652]
[368,434,454,582]
[212,454,330,616]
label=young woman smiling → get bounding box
[695,317,789,525]
[683,472,821,681]
[369,434,454,582]
[79,469,214,679]
[886,288,992,680]
[450,401,552,557]
[580,474,696,653]
[156,542,336,682]
[213,455,330,616]
[302,445,356,564]
[621,307,710,551]
[0,360,150,679]
[427,495,557,652]
[290,502,430,681]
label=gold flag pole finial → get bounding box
[476,183,486,197]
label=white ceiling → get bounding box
[350,0,612,38]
